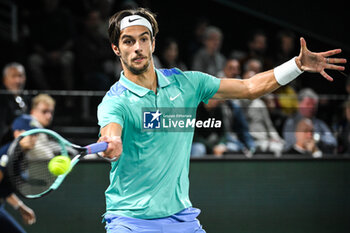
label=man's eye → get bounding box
[124,40,132,45]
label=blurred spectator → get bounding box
[274,30,297,66]
[240,70,284,156]
[0,63,29,145]
[159,38,187,71]
[273,85,298,116]
[192,26,226,76]
[231,29,274,71]
[243,58,263,73]
[217,58,241,79]
[337,100,350,154]
[27,0,75,90]
[0,115,38,233]
[284,118,322,158]
[186,18,209,66]
[192,100,227,157]
[263,93,287,136]
[283,88,337,153]
[26,94,57,160]
[226,101,256,158]
[75,9,116,90]
[30,94,56,128]
[192,99,255,158]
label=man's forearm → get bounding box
[100,122,122,137]
[214,57,304,100]
[214,69,280,100]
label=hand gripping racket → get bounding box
[6,128,110,199]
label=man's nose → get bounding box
[134,41,142,52]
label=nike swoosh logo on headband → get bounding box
[128,18,141,23]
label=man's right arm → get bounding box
[99,122,123,160]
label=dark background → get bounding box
[1,0,349,94]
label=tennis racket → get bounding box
[6,128,110,199]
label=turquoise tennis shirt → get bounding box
[98,68,221,219]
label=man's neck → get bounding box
[124,65,158,93]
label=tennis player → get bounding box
[97,8,346,233]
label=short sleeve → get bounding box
[97,96,125,129]
[184,71,221,104]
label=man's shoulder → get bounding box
[105,81,128,98]
[158,68,183,77]
[159,68,209,77]
[157,68,214,86]
[158,68,194,81]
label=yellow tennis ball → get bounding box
[48,155,71,176]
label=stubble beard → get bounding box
[121,55,151,75]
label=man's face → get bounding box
[31,102,54,127]
[3,67,26,92]
[114,26,154,75]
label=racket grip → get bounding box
[85,142,108,154]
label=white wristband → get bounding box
[274,57,304,86]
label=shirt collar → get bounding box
[156,69,172,88]
[119,69,172,97]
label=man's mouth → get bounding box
[133,56,146,63]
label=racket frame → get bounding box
[7,128,108,199]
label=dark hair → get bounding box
[108,7,159,46]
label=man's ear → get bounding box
[111,44,121,57]
[151,37,155,53]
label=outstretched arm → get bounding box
[213,37,347,100]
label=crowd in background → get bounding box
[1,0,350,158]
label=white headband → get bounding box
[120,15,153,36]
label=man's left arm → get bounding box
[213,38,346,100]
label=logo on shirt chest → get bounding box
[143,110,162,129]
[169,93,181,101]
[142,107,221,132]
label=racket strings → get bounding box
[9,133,68,196]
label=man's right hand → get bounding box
[98,135,123,160]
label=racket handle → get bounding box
[85,142,108,154]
